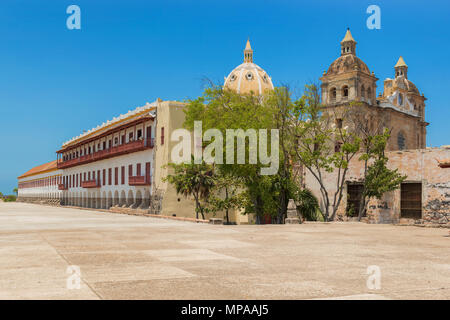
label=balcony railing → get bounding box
[58,184,68,191]
[81,179,100,188]
[58,138,154,169]
[129,176,151,186]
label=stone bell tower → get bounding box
[320,28,378,107]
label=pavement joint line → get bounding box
[37,233,104,300]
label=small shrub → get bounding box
[4,195,17,202]
[295,189,320,221]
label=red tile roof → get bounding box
[17,160,58,179]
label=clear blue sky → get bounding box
[1,0,449,194]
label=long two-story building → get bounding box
[18,98,199,218]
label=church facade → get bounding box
[320,29,427,151]
[17,30,450,225]
[309,29,449,225]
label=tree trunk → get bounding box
[194,194,200,220]
[357,195,367,221]
[358,158,369,221]
[253,195,264,224]
[277,187,288,224]
[225,188,230,224]
[200,208,205,220]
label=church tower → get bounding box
[379,56,428,150]
[320,28,378,107]
[319,30,428,151]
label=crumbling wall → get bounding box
[365,190,398,224]
[423,182,450,225]
[303,147,450,225]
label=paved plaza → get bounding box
[0,202,449,300]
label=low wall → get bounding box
[304,147,450,226]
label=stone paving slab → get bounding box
[0,202,449,300]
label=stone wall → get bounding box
[304,147,450,226]
[423,181,450,224]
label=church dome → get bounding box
[393,56,420,94]
[324,29,371,76]
[325,54,371,76]
[224,39,274,95]
[392,77,420,95]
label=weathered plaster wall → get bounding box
[304,147,450,225]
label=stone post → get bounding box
[285,199,301,224]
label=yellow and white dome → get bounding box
[224,39,274,95]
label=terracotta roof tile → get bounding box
[18,160,58,179]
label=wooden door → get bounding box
[400,183,422,219]
[347,183,364,217]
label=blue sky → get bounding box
[1,0,449,194]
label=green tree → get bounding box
[164,159,215,220]
[346,104,406,220]
[287,84,361,221]
[263,87,299,223]
[357,130,407,220]
[208,170,244,224]
[13,187,18,196]
[183,85,279,223]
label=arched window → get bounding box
[361,85,365,99]
[398,93,403,106]
[330,87,336,101]
[367,87,371,101]
[397,132,406,150]
[342,86,349,99]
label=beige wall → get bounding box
[152,100,245,223]
[153,100,195,218]
[152,100,243,222]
